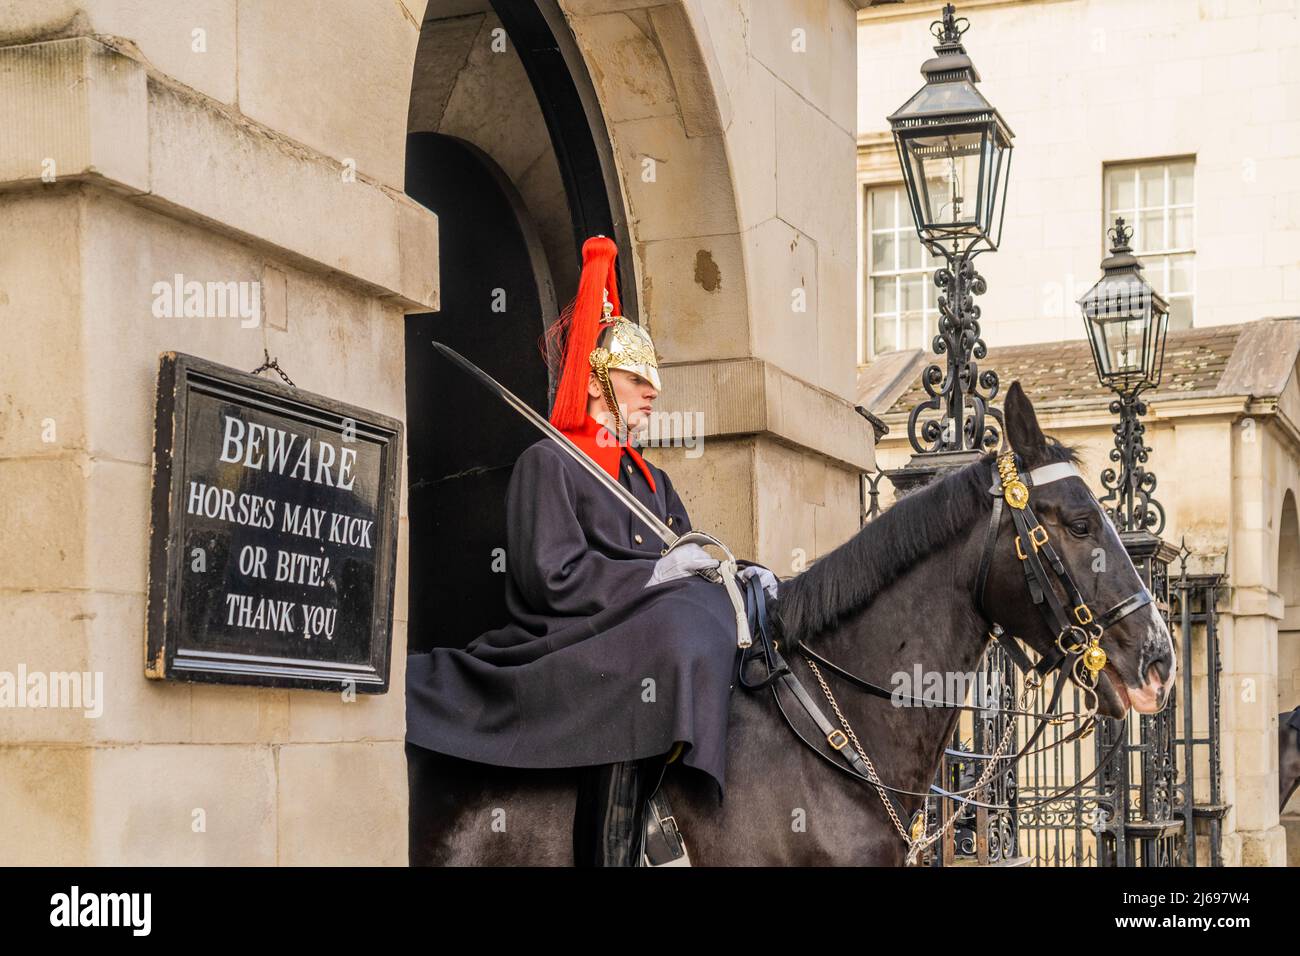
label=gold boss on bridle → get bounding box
[995,451,1108,684]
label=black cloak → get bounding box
[404,435,746,801]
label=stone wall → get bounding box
[0,1,436,865]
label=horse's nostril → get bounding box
[1146,662,1165,690]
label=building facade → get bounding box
[857,0,1300,865]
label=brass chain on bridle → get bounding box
[805,654,1030,865]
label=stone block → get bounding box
[0,37,148,191]
[611,115,739,241]
[190,684,290,744]
[0,457,86,591]
[754,437,818,575]
[1233,727,1275,776]
[436,12,554,184]
[645,437,755,561]
[746,217,820,387]
[775,83,856,248]
[568,11,680,126]
[0,746,92,865]
[85,458,150,595]
[340,622,407,743]
[720,53,777,231]
[236,0,420,190]
[84,591,192,745]
[816,461,860,556]
[80,190,276,465]
[89,742,277,864]
[0,591,95,744]
[749,0,833,125]
[84,0,238,103]
[145,83,412,306]
[818,247,858,401]
[638,234,749,365]
[0,189,85,459]
[276,741,407,865]
[647,2,729,135]
[407,12,486,134]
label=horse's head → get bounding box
[977,382,1176,718]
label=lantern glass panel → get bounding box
[899,78,991,117]
[1147,302,1170,387]
[982,131,1011,247]
[1095,315,1149,379]
[904,128,985,233]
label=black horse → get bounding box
[1280,706,1300,810]
[408,383,1177,865]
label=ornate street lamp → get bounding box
[1078,216,1171,534]
[888,3,1014,456]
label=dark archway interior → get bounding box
[404,133,555,651]
[405,0,632,865]
[404,0,633,655]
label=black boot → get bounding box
[573,753,670,867]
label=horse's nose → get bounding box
[1145,663,1165,697]
[1148,656,1171,686]
[1146,652,1177,709]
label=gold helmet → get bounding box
[589,290,661,390]
[547,237,662,438]
[586,289,660,441]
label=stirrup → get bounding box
[641,788,691,867]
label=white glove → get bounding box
[737,563,779,601]
[644,543,720,589]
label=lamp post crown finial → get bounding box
[1108,216,1134,255]
[931,3,969,50]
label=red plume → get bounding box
[545,236,622,430]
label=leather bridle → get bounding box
[972,452,1154,697]
[739,450,1158,858]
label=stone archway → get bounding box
[556,1,873,566]
[557,0,750,368]
[401,0,871,866]
[404,0,635,657]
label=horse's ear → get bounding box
[1004,381,1048,465]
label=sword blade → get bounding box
[428,340,678,548]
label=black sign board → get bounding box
[146,353,403,692]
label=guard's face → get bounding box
[589,368,658,439]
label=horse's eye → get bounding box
[1067,518,1090,537]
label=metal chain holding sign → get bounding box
[250,348,296,387]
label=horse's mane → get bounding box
[775,440,1080,645]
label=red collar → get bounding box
[561,414,656,493]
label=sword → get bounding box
[428,340,751,647]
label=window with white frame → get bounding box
[863,184,941,361]
[1103,159,1195,330]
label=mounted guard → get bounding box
[405,235,776,866]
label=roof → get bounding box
[858,318,1300,420]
